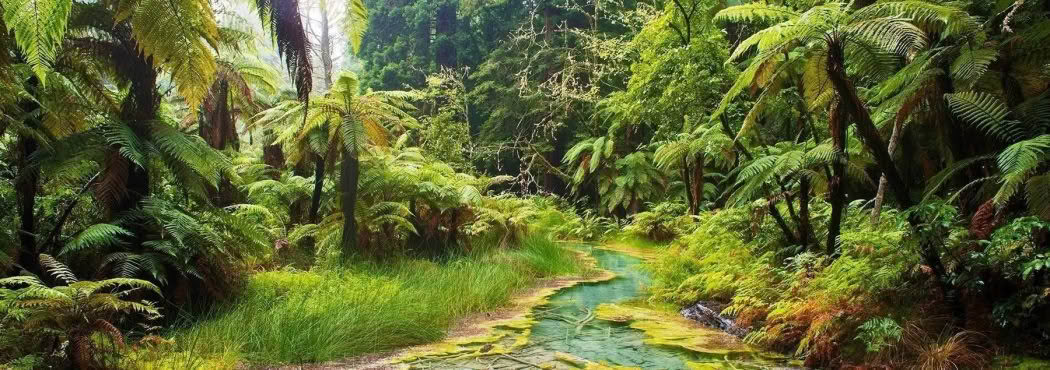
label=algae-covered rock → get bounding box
[594,302,754,356]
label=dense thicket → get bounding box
[3,0,1050,368]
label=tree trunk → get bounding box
[825,39,910,207]
[340,151,360,257]
[827,99,849,255]
[263,130,286,178]
[682,160,695,215]
[871,117,903,224]
[319,0,334,90]
[693,154,705,214]
[309,153,327,223]
[769,201,798,246]
[799,176,813,249]
[15,133,40,275]
[104,53,158,218]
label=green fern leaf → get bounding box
[1,0,72,82]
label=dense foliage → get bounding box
[3,0,1050,368]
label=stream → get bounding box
[409,246,793,369]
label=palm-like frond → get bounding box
[254,0,312,101]
[946,91,1026,142]
[344,0,368,54]
[1,0,73,81]
[115,0,220,108]
[60,223,131,256]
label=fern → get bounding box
[1,0,72,81]
[115,0,220,108]
[60,223,131,256]
[345,0,368,54]
[714,3,800,24]
[946,91,1025,142]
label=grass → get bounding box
[158,235,582,365]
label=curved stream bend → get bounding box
[407,246,792,369]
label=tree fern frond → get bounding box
[995,135,1050,205]
[1025,173,1050,220]
[1,0,72,81]
[951,44,998,87]
[39,254,77,284]
[853,1,979,38]
[116,0,220,108]
[714,3,800,24]
[60,223,131,256]
[344,0,368,54]
[946,91,1025,142]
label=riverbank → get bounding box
[131,236,588,368]
[368,245,783,369]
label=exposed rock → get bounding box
[680,301,749,337]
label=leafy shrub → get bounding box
[624,201,695,241]
[650,205,927,366]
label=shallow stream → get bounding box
[408,246,793,369]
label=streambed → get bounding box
[402,246,794,369]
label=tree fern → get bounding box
[60,223,131,256]
[115,0,220,108]
[345,0,368,54]
[994,135,1050,205]
[1,0,72,81]
[946,91,1025,142]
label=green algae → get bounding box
[394,246,795,369]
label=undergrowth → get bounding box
[648,204,949,366]
[151,235,583,365]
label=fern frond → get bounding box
[714,3,800,24]
[344,0,368,54]
[116,0,220,108]
[995,135,1050,205]
[39,254,77,284]
[61,223,131,256]
[946,91,1025,142]
[1,0,72,81]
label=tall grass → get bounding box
[166,235,581,365]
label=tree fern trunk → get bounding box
[871,117,903,224]
[768,201,798,246]
[309,153,327,223]
[693,154,705,214]
[15,133,40,275]
[799,176,813,250]
[682,161,695,215]
[106,52,158,218]
[340,151,360,257]
[827,99,848,256]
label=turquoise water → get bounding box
[413,246,790,369]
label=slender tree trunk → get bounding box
[45,173,101,251]
[799,176,813,249]
[340,151,360,256]
[319,0,334,90]
[15,133,40,275]
[309,153,327,223]
[769,201,798,245]
[827,99,849,255]
[682,160,695,215]
[693,154,705,214]
[871,118,903,224]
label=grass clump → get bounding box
[166,235,582,365]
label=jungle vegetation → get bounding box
[2,0,1050,368]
